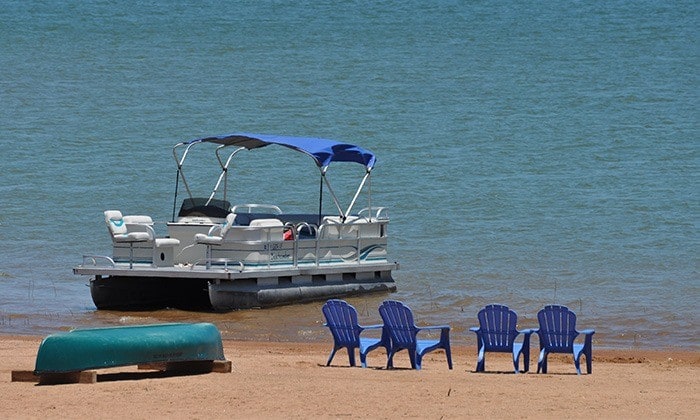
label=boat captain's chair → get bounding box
[104,210,180,268]
[194,213,237,269]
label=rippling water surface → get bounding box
[0,0,697,349]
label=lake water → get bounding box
[1,0,697,350]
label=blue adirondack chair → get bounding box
[322,299,389,368]
[533,305,595,374]
[378,300,452,370]
[469,304,533,373]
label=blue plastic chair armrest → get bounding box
[414,325,449,335]
[580,329,595,348]
[359,324,384,336]
[418,325,450,332]
[469,327,480,333]
[530,327,539,334]
[416,325,451,346]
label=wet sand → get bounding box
[2,335,698,419]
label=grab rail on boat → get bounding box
[284,222,298,267]
[295,222,315,238]
[358,206,389,221]
[191,258,245,272]
[231,204,282,214]
[81,255,116,268]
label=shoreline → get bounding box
[2,334,698,418]
[3,332,700,357]
[3,330,697,353]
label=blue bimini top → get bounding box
[189,133,376,169]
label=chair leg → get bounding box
[445,346,453,370]
[326,347,338,366]
[513,347,530,373]
[409,349,418,370]
[584,335,594,374]
[537,348,547,374]
[523,345,530,373]
[476,346,485,372]
[542,353,548,373]
[386,350,395,369]
[347,348,357,367]
[586,353,593,374]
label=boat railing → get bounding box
[231,203,282,215]
[172,212,389,269]
[191,258,245,272]
[314,217,388,266]
[285,222,299,266]
[357,206,389,221]
[317,216,387,239]
[81,255,116,268]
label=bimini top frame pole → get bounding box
[172,133,377,220]
[211,144,246,205]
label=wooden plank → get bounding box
[138,362,168,371]
[35,370,97,385]
[11,370,40,383]
[212,360,232,373]
[13,370,97,384]
[138,359,232,373]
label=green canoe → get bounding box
[34,323,225,374]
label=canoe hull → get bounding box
[34,323,225,374]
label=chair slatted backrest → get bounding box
[378,300,417,348]
[537,305,578,352]
[478,304,518,351]
[322,300,360,347]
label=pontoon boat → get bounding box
[73,133,398,311]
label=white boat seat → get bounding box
[154,238,180,248]
[194,215,284,268]
[194,235,224,246]
[105,211,151,243]
[104,210,180,268]
[244,218,284,241]
[195,216,284,244]
[194,213,237,246]
[249,218,284,228]
[320,215,381,239]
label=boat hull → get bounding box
[90,275,212,310]
[87,262,397,311]
[34,323,225,373]
[207,268,396,311]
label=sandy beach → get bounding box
[1,335,698,419]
